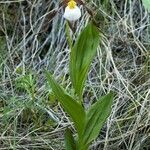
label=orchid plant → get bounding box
[46,1,113,149]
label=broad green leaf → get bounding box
[82,92,113,144]
[70,22,100,99]
[46,71,86,138]
[142,0,150,12]
[65,128,76,150]
[77,142,89,150]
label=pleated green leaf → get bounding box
[142,0,150,12]
[46,71,86,138]
[82,92,113,144]
[65,128,76,150]
[70,22,100,99]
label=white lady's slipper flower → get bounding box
[63,0,81,21]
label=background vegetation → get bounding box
[0,0,150,149]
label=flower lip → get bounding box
[63,5,81,21]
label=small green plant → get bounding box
[142,0,150,12]
[16,73,36,101]
[46,22,113,150]
[15,73,40,125]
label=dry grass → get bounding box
[0,0,150,149]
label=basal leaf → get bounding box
[65,128,76,150]
[70,22,100,99]
[82,92,113,144]
[46,71,86,138]
[142,0,150,12]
